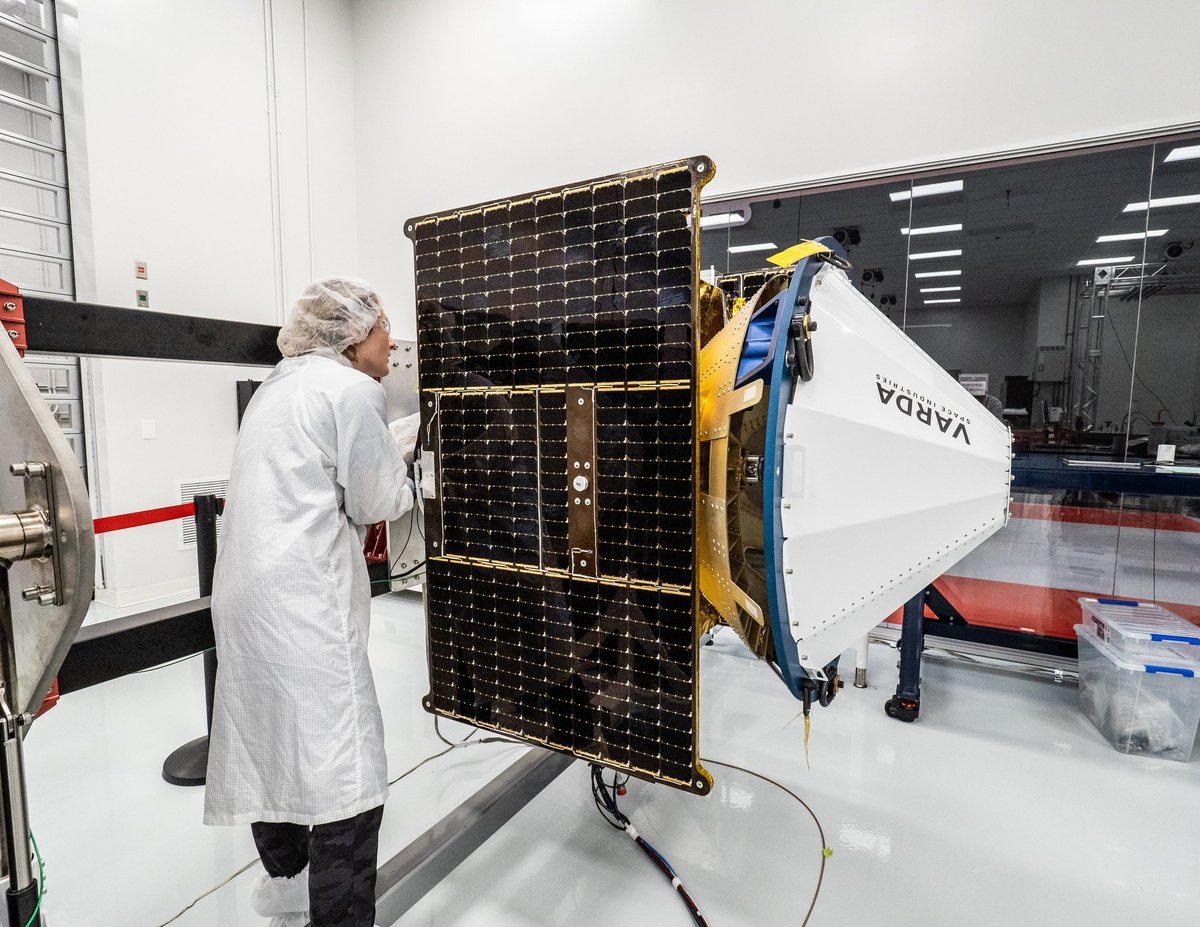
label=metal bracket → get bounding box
[786,311,817,383]
[3,461,62,606]
[565,386,598,577]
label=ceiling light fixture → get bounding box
[920,286,961,293]
[909,249,963,261]
[1077,256,1135,266]
[914,269,962,278]
[1123,194,1200,212]
[699,211,748,230]
[901,223,963,236]
[728,242,778,254]
[1164,145,1200,163]
[1096,230,1168,243]
[924,298,961,304]
[889,180,964,203]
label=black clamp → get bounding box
[786,297,817,382]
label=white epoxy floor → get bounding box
[24,594,1200,926]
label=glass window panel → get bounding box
[0,22,51,71]
[0,97,51,142]
[0,174,60,217]
[0,1,51,33]
[1127,139,1200,462]
[0,248,65,290]
[0,58,48,105]
[0,211,64,254]
[0,133,58,181]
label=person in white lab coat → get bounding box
[204,277,418,927]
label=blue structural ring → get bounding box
[753,237,844,699]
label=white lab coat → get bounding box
[203,353,413,827]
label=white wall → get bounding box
[349,0,1200,339]
[70,0,359,603]
[71,0,1200,600]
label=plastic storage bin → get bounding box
[1075,624,1200,762]
[1078,597,1200,664]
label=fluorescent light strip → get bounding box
[924,298,960,304]
[909,249,963,261]
[914,269,962,279]
[1077,256,1134,266]
[1164,144,1200,163]
[920,286,961,293]
[889,180,964,203]
[728,242,778,254]
[901,223,963,236]
[1096,230,1168,243]
[699,212,747,229]
[1123,194,1200,212]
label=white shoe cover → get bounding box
[250,866,309,918]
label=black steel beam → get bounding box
[59,575,404,695]
[22,296,280,367]
[57,598,215,695]
[923,618,1078,659]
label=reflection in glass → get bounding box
[697,131,1200,643]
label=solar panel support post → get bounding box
[161,494,220,786]
[373,749,573,924]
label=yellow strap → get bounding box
[767,240,831,268]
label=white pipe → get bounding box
[854,634,869,688]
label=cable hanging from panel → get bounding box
[588,764,709,927]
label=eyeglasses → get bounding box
[375,316,391,334]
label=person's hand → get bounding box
[388,412,421,465]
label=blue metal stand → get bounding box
[885,590,925,722]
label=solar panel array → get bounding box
[409,158,713,792]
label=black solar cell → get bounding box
[408,157,714,793]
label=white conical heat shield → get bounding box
[779,264,1011,670]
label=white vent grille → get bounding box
[179,478,228,549]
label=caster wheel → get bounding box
[885,697,920,722]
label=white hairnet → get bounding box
[277,277,383,358]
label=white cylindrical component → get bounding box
[572,475,590,492]
[854,634,869,688]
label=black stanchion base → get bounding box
[162,734,209,787]
[8,879,40,927]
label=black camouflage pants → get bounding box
[251,805,384,927]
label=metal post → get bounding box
[885,589,925,722]
[162,494,220,786]
[853,634,869,688]
[0,576,38,927]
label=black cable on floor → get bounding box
[589,764,708,927]
[701,757,829,927]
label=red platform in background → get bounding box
[886,499,1200,638]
